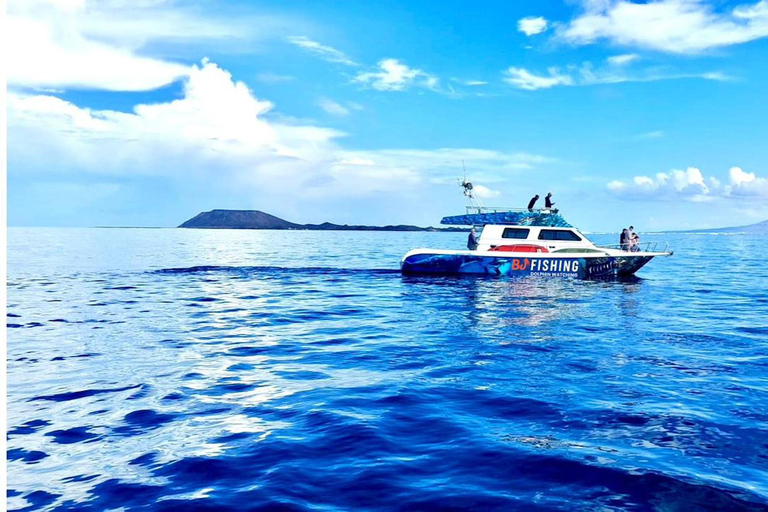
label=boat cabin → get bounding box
[477,225,602,254]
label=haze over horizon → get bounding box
[7,0,768,232]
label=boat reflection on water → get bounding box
[401,273,647,342]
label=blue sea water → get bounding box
[7,227,768,511]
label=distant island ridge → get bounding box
[179,209,467,232]
[671,219,768,234]
[179,209,768,234]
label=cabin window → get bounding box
[502,228,530,239]
[538,229,582,241]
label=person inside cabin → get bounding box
[527,195,540,212]
[467,228,479,251]
[545,192,555,209]
[620,228,630,251]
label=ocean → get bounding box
[7,228,768,511]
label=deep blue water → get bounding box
[7,228,768,511]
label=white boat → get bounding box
[400,188,672,278]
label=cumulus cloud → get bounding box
[606,166,768,200]
[8,60,552,219]
[518,16,549,36]
[353,59,438,91]
[726,167,768,197]
[7,2,188,90]
[286,36,358,66]
[503,62,727,90]
[560,0,768,54]
[7,0,290,91]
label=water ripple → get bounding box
[7,229,768,511]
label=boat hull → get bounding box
[400,252,655,278]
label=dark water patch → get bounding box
[226,363,256,371]
[61,474,99,484]
[153,264,401,278]
[8,419,51,436]
[31,384,142,402]
[7,448,48,463]
[7,312,21,318]
[129,452,158,467]
[114,409,177,435]
[11,490,60,511]
[45,427,100,444]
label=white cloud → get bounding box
[518,16,549,36]
[339,148,554,176]
[561,0,768,54]
[503,67,574,90]
[8,60,553,215]
[607,166,768,200]
[318,98,350,116]
[473,185,502,198]
[6,0,294,91]
[7,2,189,91]
[286,36,358,66]
[503,62,727,90]
[607,53,639,66]
[353,59,438,92]
[726,166,768,196]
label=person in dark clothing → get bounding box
[620,228,630,251]
[467,228,479,250]
[527,195,539,212]
[545,192,555,208]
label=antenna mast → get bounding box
[459,161,484,213]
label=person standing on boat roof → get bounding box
[467,228,479,251]
[527,195,539,212]
[545,192,555,209]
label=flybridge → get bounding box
[440,207,573,228]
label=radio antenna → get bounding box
[458,160,484,212]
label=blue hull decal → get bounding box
[401,254,653,278]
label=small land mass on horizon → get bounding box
[179,209,467,232]
[179,209,768,234]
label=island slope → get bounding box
[179,209,464,232]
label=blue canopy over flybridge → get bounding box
[440,208,573,228]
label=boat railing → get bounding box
[466,206,559,214]
[595,241,671,253]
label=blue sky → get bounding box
[7,0,768,230]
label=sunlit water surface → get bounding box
[7,228,768,511]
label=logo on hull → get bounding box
[512,258,580,275]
